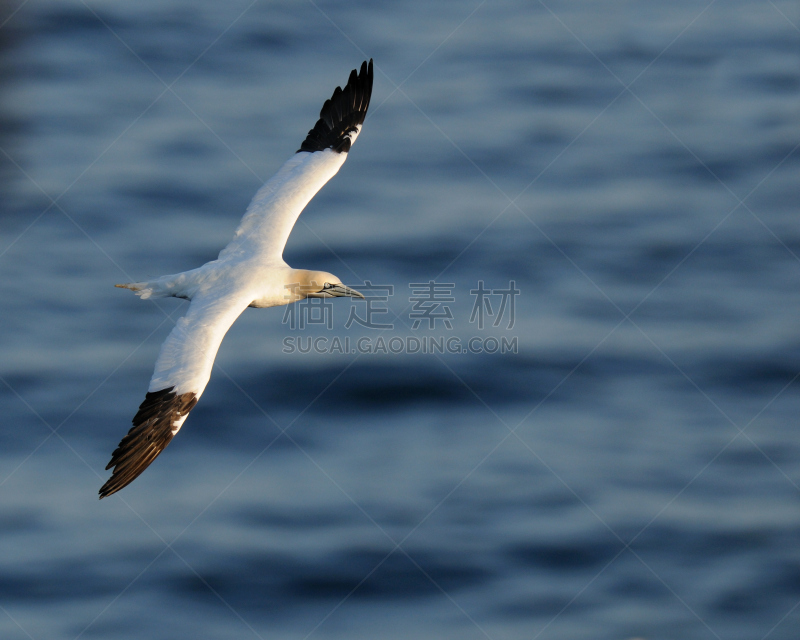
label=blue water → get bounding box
[1,1,799,639]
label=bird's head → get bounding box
[287,270,365,300]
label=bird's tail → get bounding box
[115,273,195,300]
[115,281,161,300]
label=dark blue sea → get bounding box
[1,1,799,638]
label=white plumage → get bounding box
[100,60,373,498]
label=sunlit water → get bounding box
[1,1,799,639]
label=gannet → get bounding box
[99,60,374,499]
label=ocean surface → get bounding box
[1,1,799,639]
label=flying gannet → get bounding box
[99,60,374,499]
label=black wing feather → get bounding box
[297,59,373,154]
[99,387,198,499]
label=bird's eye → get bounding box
[323,283,331,289]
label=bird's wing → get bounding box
[218,59,373,263]
[99,291,251,498]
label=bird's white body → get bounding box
[100,61,374,498]
[123,148,349,396]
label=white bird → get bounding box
[100,60,373,499]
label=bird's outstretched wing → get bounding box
[99,292,251,498]
[218,59,373,263]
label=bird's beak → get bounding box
[320,283,365,299]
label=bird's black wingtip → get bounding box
[98,387,197,499]
[297,59,374,154]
